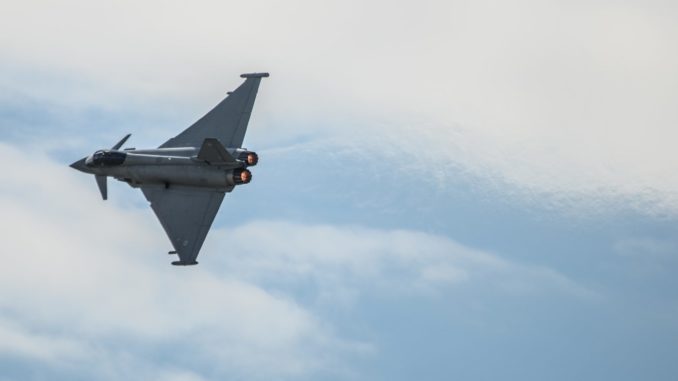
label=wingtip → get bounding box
[240,72,269,78]
[172,260,199,266]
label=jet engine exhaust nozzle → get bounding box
[233,168,252,185]
[238,151,259,166]
[246,152,258,166]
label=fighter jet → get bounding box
[70,72,269,266]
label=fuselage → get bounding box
[78,147,256,191]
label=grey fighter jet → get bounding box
[70,72,269,266]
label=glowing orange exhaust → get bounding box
[240,169,251,183]
[231,168,252,185]
[246,152,259,166]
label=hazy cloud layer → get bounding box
[207,220,595,303]
[0,143,357,380]
[1,2,677,379]
[0,143,593,379]
[1,0,677,214]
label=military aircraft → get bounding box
[70,72,269,266]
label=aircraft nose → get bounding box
[69,157,90,173]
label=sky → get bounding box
[1,0,677,380]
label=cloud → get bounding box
[0,141,595,379]
[0,142,362,380]
[0,318,88,363]
[615,237,677,260]
[206,220,595,304]
[2,0,676,216]
[613,236,677,276]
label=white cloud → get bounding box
[0,142,595,378]
[2,0,676,215]
[0,143,361,380]
[206,221,596,303]
[0,318,88,363]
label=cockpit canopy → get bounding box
[86,150,127,167]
